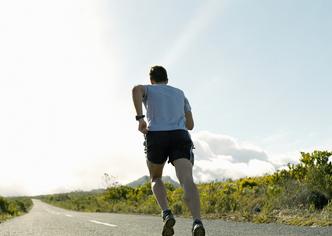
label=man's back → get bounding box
[143,84,191,131]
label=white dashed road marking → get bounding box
[89,220,117,227]
[65,214,73,217]
[44,208,61,215]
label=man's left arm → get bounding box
[132,85,148,134]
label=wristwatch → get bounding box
[135,115,145,121]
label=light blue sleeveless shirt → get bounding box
[143,84,191,131]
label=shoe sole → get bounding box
[162,218,176,236]
[193,225,205,236]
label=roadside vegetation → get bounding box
[39,150,332,226]
[0,197,33,223]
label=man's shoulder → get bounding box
[166,84,183,91]
[163,85,185,95]
[145,84,183,92]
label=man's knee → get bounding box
[179,175,195,187]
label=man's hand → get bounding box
[138,119,148,134]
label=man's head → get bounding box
[149,65,168,84]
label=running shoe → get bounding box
[162,210,176,236]
[192,219,205,236]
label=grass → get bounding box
[0,196,33,223]
[37,151,332,227]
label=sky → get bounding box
[0,0,331,196]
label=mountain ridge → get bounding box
[126,175,180,188]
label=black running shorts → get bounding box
[144,129,194,165]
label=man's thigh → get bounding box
[168,130,194,165]
[145,131,169,164]
[173,158,194,183]
[146,159,165,179]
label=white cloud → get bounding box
[192,131,269,162]
[267,151,300,166]
[191,131,277,182]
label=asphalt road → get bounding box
[0,199,331,236]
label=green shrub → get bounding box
[0,197,33,222]
[38,150,332,226]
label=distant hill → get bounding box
[127,175,180,188]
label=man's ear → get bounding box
[150,79,156,84]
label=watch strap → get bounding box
[135,115,145,121]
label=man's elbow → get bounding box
[186,123,194,130]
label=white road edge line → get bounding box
[89,220,117,227]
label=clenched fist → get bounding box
[138,119,148,134]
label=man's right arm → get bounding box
[184,96,194,130]
[185,111,194,130]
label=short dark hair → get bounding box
[149,65,168,82]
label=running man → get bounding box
[132,66,205,236]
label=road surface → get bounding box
[0,199,331,236]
